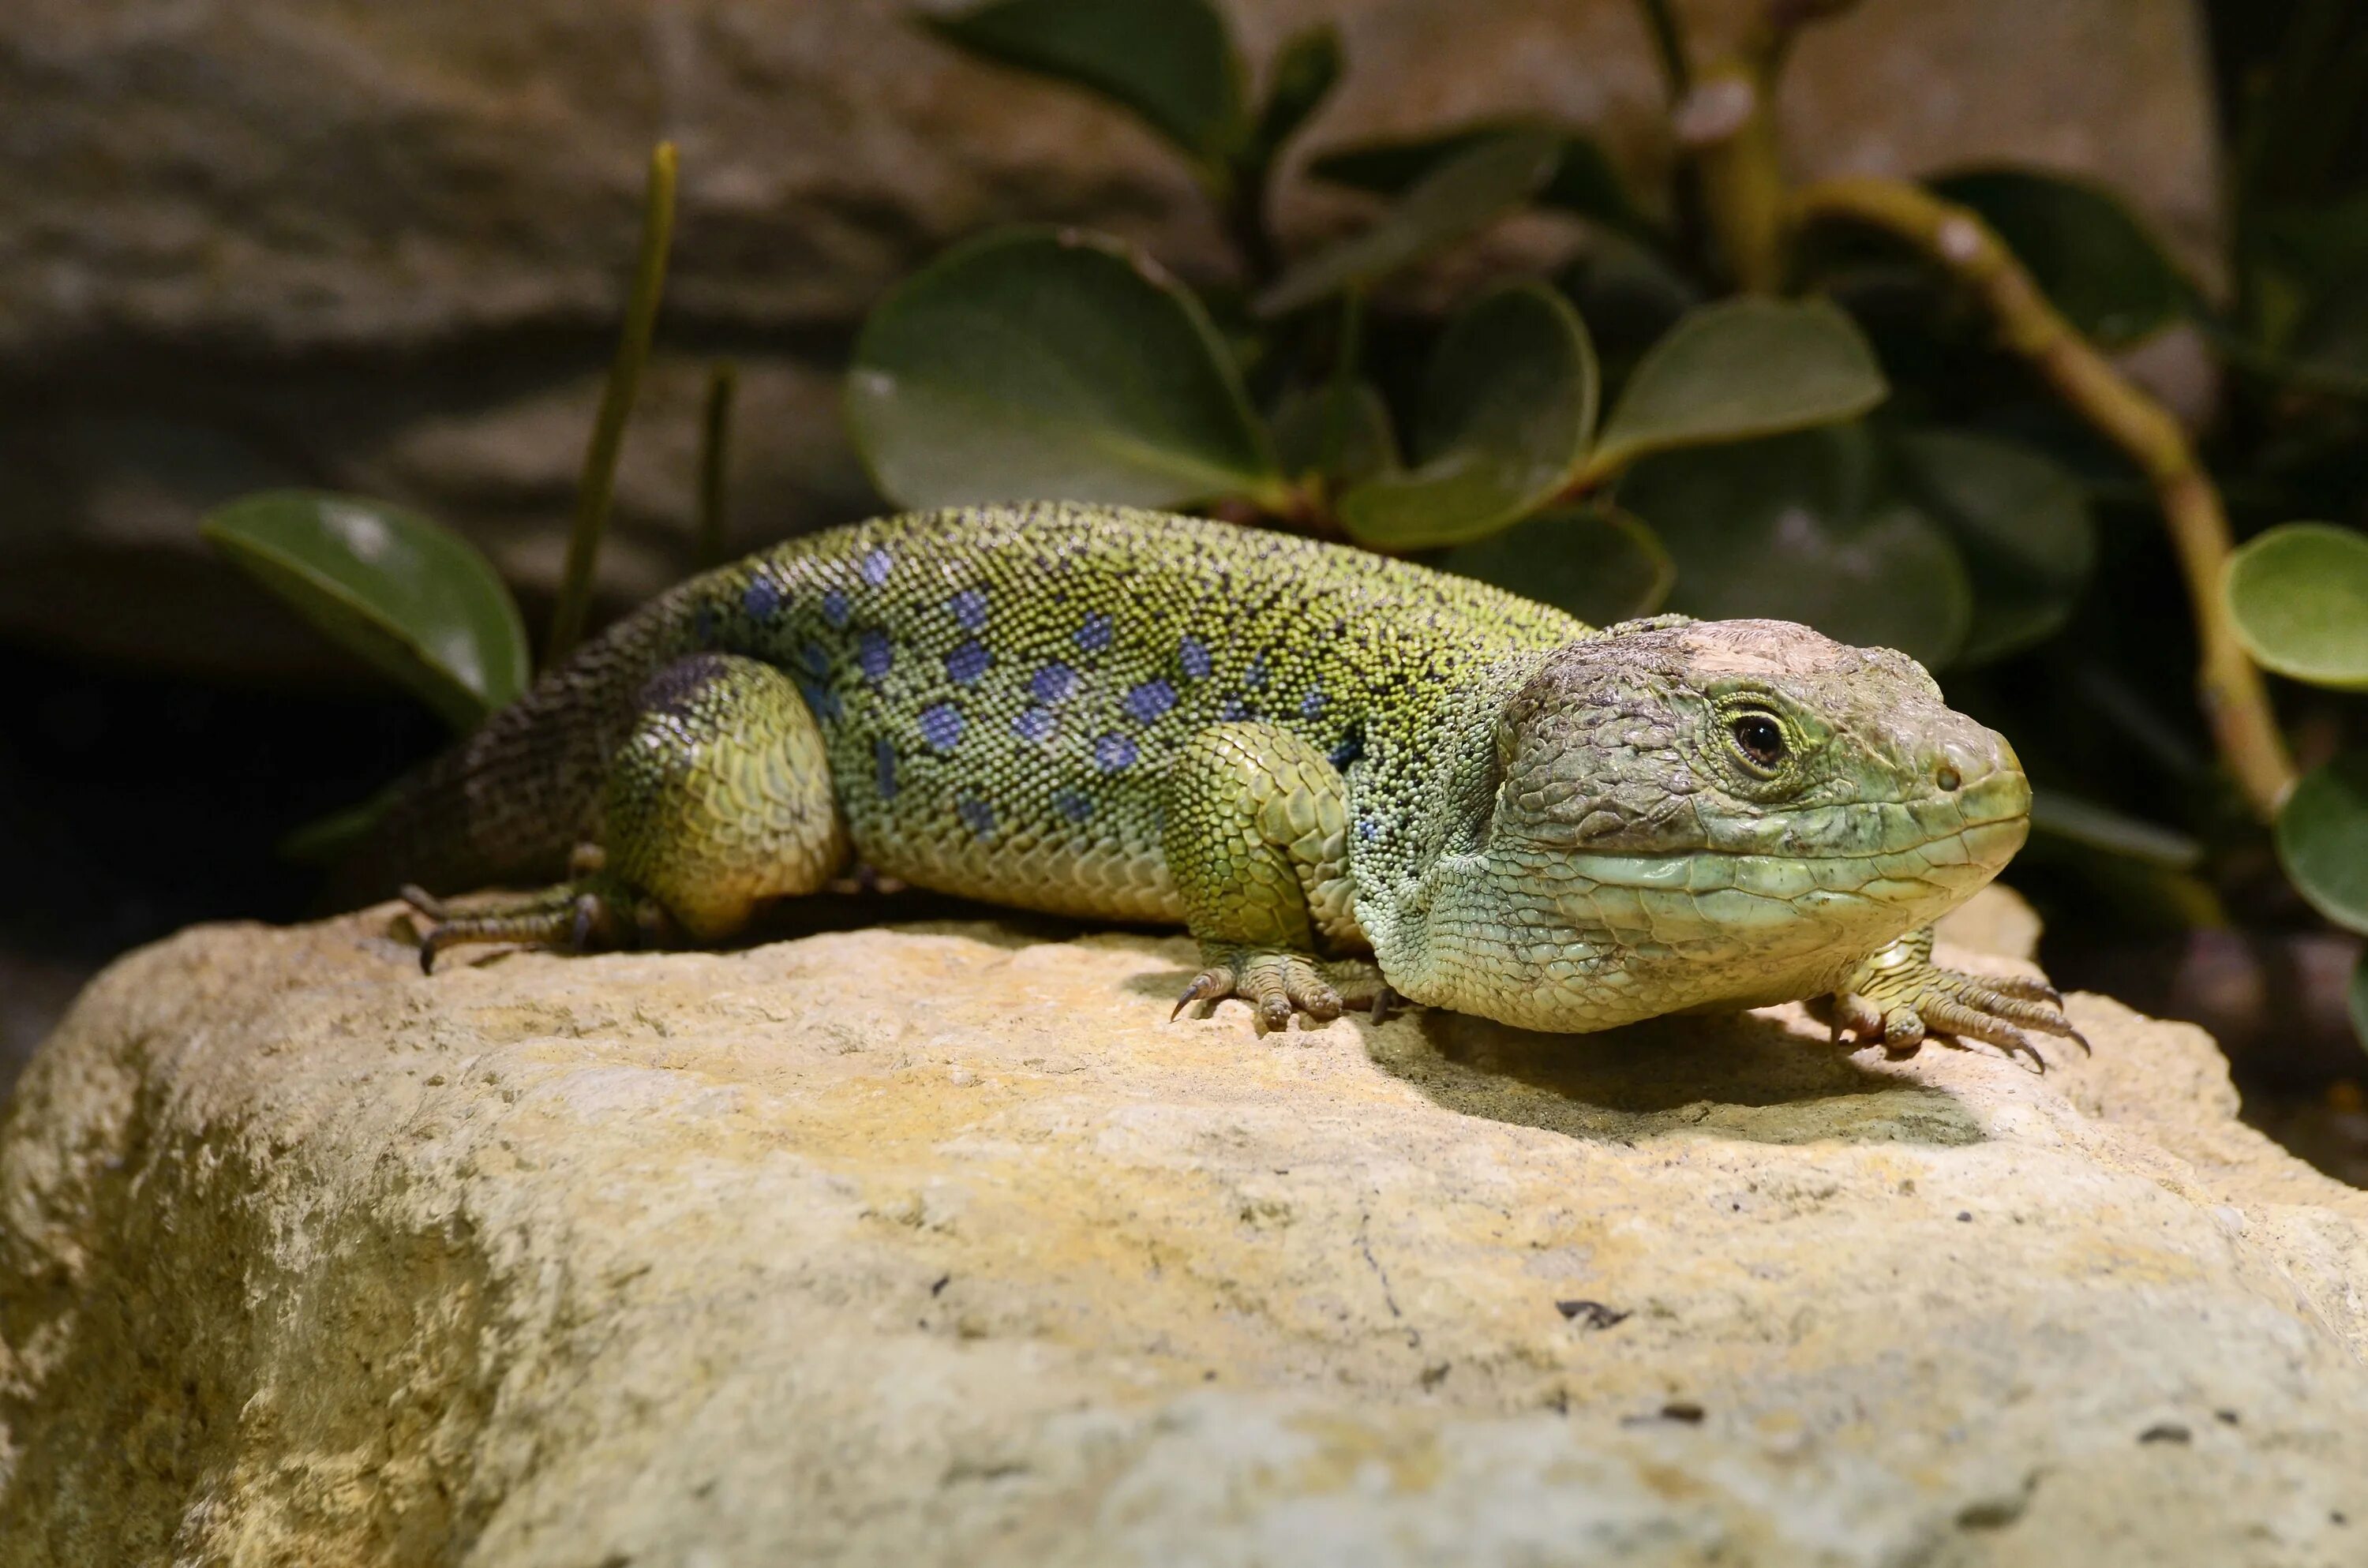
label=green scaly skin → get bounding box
[380,503,2081,1063]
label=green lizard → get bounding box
[380,503,2078,1061]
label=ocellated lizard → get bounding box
[379,503,2078,1061]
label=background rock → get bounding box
[3,890,2363,1566]
[0,0,2220,676]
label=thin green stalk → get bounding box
[695,361,739,571]
[1632,0,1691,101]
[546,140,679,666]
[1320,285,1366,481]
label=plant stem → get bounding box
[1677,2,1864,294]
[1794,175,2298,821]
[1320,285,1366,480]
[695,360,738,571]
[546,140,679,667]
[1222,163,1281,287]
[1632,0,1692,101]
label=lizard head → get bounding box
[1406,616,2029,1031]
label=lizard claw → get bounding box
[1827,928,2084,1072]
[1170,945,1390,1035]
[1171,971,1230,1021]
[404,878,674,973]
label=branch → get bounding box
[1793,175,2297,821]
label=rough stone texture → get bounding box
[4,886,2365,1566]
[1,0,2220,675]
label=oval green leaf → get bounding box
[1890,428,2097,665]
[1336,283,1598,550]
[923,0,1244,163]
[1620,426,1973,668]
[2224,522,2368,690]
[2276,752,2368,936]
[1270,380,1399,491]
[1436,505,1674,627]
[1584,298,1888,481]
[200,491,529,732]
[1306,122,1655,238]
[1930,167,2186,350]
[847,226,1283,511]
[1253,132,1560,318]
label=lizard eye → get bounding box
[1729,712,1788,773]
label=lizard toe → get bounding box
[1175,945,1383,1034]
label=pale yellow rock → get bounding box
[5,887,2365,1566]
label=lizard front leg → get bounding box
[1160,723,1386,1033]
[411,653,849,969]
[1823,926,2086,1069]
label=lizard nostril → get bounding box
[1935,765,1963,793]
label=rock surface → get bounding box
[4,888,2366,1566]
[1,0,2220,674]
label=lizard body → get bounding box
[383,503,2074,1056]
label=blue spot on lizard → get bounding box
[1093,732,1137,773]
[944,640,992,687]
[920,703,965,753]
[1032,663,1077,703]
[1123,679,1175,724]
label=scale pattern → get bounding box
[712,503,1584,922]
[380,503,2072,1053]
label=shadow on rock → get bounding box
[1368,1005,1986,1148]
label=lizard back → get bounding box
[373,503,1587,921]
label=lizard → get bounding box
[377,501,2080,1062]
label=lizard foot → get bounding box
[1171,946,1393,1035]
[402,880,674,973]
[1823,927,2086,1071]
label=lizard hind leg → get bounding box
[1161,722,1385,1034]
[411,653,849,968]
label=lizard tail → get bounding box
[340,577,710,901]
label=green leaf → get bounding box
[2276,752,2368,935]
[1306,122,1655,238]
[1930,167,2186,350]
[1270,380,1399,490]
[846,226,1283,511]
[279,784,402,865]
[1619,426,1973,668]
[1246,23,1341,167]
[201,491,529,732]
[1336,283,1598,549]
[1556,230,1703,361]
[2224,522,2368,690]
[1889,429,2097,665]
[1253,131,1560,318]
[922,0,1244,163]
[1437,505,1674,627]
[1583,298,1888,481]
[2027,788,2202,870]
